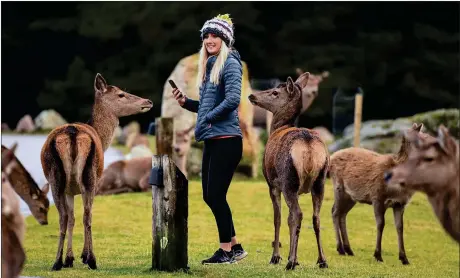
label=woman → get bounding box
[172,14,247,264]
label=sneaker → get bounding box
[202,248,236,265]
[232,244,248,261]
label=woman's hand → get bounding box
[172,88,186,106]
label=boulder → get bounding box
[125,145,153,160]
[312,126,334,145]
[34,110,67,130]
[329,108,459,154]
[15,115,36,133]
[1,123,11,132]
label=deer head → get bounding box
[173,125,195,156]
[1,143,50,225]
[385,125,459,194]
[248,72,310,122]
[94,73,153,117]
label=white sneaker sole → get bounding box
[234,251,248,261]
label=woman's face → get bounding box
[203,33,222,55]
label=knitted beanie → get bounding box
[200,14,234,47]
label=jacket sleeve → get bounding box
[205,58,242,123]
[182,97,199,113]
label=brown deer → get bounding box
[172,124,195,177]
[40,73,153,271]
[1,144,50,225]
[2,144,26,278]
[329,123,427,265]
[248,72,329,270]
[385,125,459,243]
[96,156,151,195]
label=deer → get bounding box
[248,72,329,270]
[328,123,429,265]
[2,144,26,278]
[385,125,459,243]
[1,143,50,225]
[40,73,153,271]
[96,156,151,196]
[172,124,195,178]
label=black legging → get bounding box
[202,136,242,243]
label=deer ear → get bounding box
[437,125,456,155]
[94,73,107,93]
[9,143,18,154]
[295,72,310,89]
[41,183,50,194]
[286,76,295,95]
[412,123,423,132]
[404,128,422,148]
[1,148,15,170]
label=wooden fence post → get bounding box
[150,117,189,272]
[155,117,174,156]
[353,93,363,147]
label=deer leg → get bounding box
[81,189,97,269]
[393,204,410,265]
[338,198,356,256]
[63,194,75,268]
[312,176,328,268]
[373,201,386,262]
[269,186,282,264]
[283,192,302,270]
[51,192,68,271]
[139,171,151,192]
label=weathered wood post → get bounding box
[149,117,189,271]
[353,91,363,147]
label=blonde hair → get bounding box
[196,41,230,88]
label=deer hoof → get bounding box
[51,260,63,271]
[317,260,328,269]
[63,256,74,268]
[337,245,346,255]
[399,255,410,265]
[269,255,282,264]
[86,253,97,270]
[81,252,88,264]
[285,260,299,270]
[344,245,354,256]
[373,251,383,262]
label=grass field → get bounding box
[21,179,458,278]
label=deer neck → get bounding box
[270,106,301,134]
[88,100,119,151]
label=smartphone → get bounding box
[168,79,178,89]
[169,79,183,98]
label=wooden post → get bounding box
[151,155,188,272]
[353,93,363,147]
[155,117,174,155]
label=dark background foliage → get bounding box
[2,2,459,131]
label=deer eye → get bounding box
[423,157,434,163]
[39,207,46,213]
[118,93,125,98]
[272,91,279,97]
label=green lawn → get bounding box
[21,180,459,278]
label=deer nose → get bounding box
[383,171,393,183]
[174,147,180,153]
[146,100,153,105]
[248,95,256,101]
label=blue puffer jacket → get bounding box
[182,50,243,142]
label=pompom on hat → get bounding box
[200,14,235,47]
